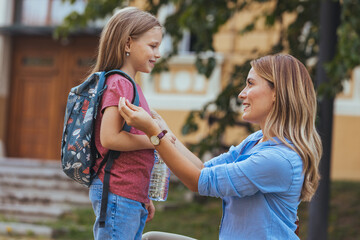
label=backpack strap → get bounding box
[98,69,139,228]
[98,150,119,228]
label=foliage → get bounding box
[323,0,360,97]
[54,0,127,39]
[56,0,360,157]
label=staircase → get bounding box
[0,157,91,237]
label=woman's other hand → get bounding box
[151,109,176,144]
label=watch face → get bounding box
[150,136,160,145]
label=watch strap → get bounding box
[157,130,168,140]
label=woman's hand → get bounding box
[145,200,155,222]
[151,109,176,144]
[151,110,171,133]
[118,97,160,136]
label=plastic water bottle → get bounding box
[148,150,171,201]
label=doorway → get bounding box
[7,36,98,160]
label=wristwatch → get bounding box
[150,130,168,146]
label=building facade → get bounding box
[0,0,359,180]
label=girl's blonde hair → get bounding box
[251,54,322,202]
[91,7,161,74]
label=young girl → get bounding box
[119,54,322,240]
[89,7,163,240]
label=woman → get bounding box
[119,54,322,239]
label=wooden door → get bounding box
[7,36,98,160]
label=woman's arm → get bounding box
[151,110,204,170]
[100,106,154,151]
[119,98,202,192]
[174,140,204,170]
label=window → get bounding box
[17,0,86,26]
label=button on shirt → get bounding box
[198,130,303,240]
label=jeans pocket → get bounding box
[89,178,103,217]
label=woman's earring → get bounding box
[126,52,130,57]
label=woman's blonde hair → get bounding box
[91,7,161,74]
[250,54,322,202]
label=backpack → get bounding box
[61,69,139,227]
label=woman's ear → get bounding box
[125,36,132,52]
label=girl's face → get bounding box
[126,27,162,74]
[238,68,275,129]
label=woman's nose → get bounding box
[238,88,246,100]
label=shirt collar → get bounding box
[252,131,292,146]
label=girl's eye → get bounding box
[246,79,253,86]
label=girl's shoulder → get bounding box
[107,73,133,85]
[105,74,137,94]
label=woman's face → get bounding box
[238,68,275,129]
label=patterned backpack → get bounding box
[61,69,139,227]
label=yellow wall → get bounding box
[154,109,207,145]
[331,115,360,180]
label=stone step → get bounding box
[0,157,59,167]
[0,160,68,179]
[0,175,86,191]
[0,158,88,191]
[0,222,53,238]
[0,203,70,223]
[0,186,90,205]
[0,158,92,236]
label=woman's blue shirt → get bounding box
[198,130,304,240]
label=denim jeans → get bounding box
[89,177,148,240]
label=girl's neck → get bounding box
[120,65,137,80]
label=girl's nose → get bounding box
[155,49,161,59]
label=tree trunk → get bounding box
[307,0,340,239]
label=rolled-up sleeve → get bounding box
[199,163,258,198]
[198,150,294,198]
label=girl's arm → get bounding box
[100,106,154,151]
[119,98,202,192]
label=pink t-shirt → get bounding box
[93,74,154,204]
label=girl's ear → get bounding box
[125,36,132,52]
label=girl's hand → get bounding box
[118,97,160,135]
[145,200,155,222]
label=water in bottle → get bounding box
[148,150,171,201]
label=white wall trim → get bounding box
[141,54,224,111]
[334,100,360,116]
[334,66,360,116]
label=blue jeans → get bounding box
[89,177,148,240]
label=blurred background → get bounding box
[0,0,359,239]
